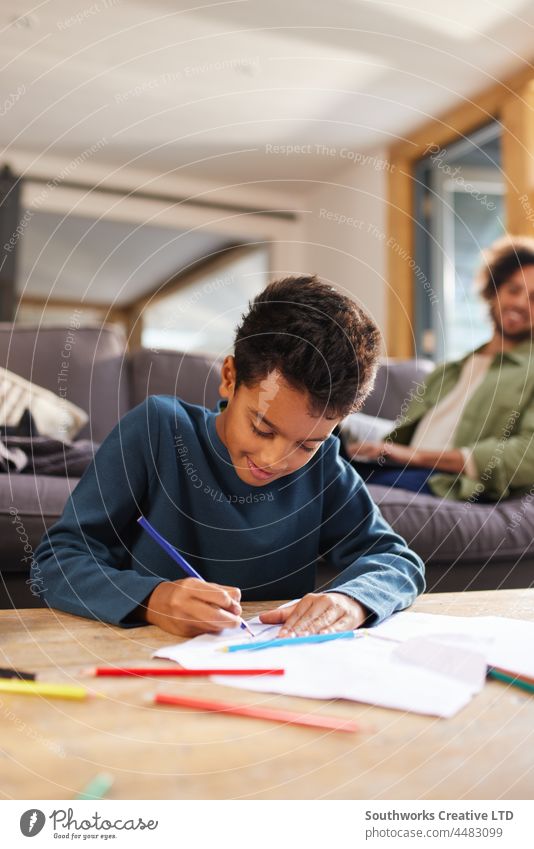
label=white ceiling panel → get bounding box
[1,0,534,183]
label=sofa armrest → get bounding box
[359,358,434,420]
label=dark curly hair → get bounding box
[477,235,534,300]
[233,275,381,418]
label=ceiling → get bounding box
[18,210,234,305]
[2,0,534,186]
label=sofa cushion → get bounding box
[0,473,78,573]
[129,347,221,410]
[0,323,129,442]
[368,483,534,579]
[361,358,434,420]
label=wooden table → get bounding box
[1,590,533,800]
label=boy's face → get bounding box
[216,356,340,486]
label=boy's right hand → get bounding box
[140,578,243,637]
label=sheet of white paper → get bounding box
[371,611,534,678]
[153,615,282,669]
[210,638,476,718]
[393,638,487,690]
[371,611,497,647]
[154,609,534,718]
[483,617,534,678]
[155,620,478,717]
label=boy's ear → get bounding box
[218,355,237,400]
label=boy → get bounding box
[33,276,424,637]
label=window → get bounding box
[141,247,269,355]
[414,122,504,360]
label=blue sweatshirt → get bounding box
[33,396,425,626]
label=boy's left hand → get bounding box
[259,592,368,636]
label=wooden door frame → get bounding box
[387,63,534,358]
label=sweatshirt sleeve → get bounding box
[461,396,534,499]
[32,397,165,626]
[318,436,425,624]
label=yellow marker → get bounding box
[0,680,91,700]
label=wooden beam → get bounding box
[123,306,143,352]
[17,297,130,340]
[19,295,108,311]
[387,160,415,358]
[501,81,534,235]
[390,62,534,162]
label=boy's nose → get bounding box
[258,446,290,472]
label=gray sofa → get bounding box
[1,323,533,609]
[0,323,220,609]
[359,364,534,594]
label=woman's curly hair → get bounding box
[477,235,534,300]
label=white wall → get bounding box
[303,151,389,348]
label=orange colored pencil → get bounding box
[154,692,359,732]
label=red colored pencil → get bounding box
[153,692,359,732]
[87,667,284,678]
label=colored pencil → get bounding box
[75,773,114,800]
[222,630,356,653]
[137,515,254,637]
[87,667,285,677]
[488,667,534,695]
[0,667,35,681]
[153,692,359,732]
[0,680,91,700]
[490,666,534,687]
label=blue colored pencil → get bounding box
[137,515,254,637]
[222,630,356,653]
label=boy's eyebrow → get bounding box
[249,407,330,442]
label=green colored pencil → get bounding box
[487,668,534,695]
[75,773,114,800]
